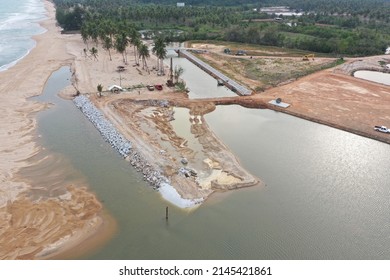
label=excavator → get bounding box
[302,54,315,61]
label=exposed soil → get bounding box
[255,68,390,144]
[91,92,260,200]
[86,48,390,205]
[189,43,337,90]
[188,43,390,145]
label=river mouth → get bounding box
[18,62,390,260]
[0,66,112,260]
[97,96,259,203]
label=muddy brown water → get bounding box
[33,65,390,259]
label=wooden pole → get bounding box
[170,57,173,82]
[165,206,169,220]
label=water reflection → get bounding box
[206,106,390,259]
[166,50,238,99]
[35,65,390,259]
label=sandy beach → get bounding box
[0,0,258,259]
[0,0,113,259]
[1,0,389,260]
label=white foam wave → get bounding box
[0,0,45,30]
[159,183,203,208]
[0,44,34,72]
[0,0,46,71]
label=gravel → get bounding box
[73,95,170,189]
[74,95,131,157]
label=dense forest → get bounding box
[53,0,390,56]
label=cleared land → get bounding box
[1,2,388,258]
[91,92,259,201]
[188,41,339,90]
[187,42,390,144]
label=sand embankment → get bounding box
[0,0,111,259]
[91,94,259,202]
[0,0,257,258]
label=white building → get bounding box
[177,2,185,7]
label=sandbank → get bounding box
[0,0,110,259]
[0,0,258,259]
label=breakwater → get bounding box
[74,95,132,158]
[73,95,201,208]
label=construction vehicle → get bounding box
[223,48,231,54]
[302,54,315,61]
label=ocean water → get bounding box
[0,0,46,71]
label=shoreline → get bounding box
[1,0,388,260]
[98,95,260,202]
[0,0,111,259]
[0,0,46,73]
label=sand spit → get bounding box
[0,0,258,258]
[74,95,132,157]
[4,0,387,260]
[0,0,107,259]
[0,185,103,259]
[74,94,258,207]
[88,93,259,202]
[73,95,165,185]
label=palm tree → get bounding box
[97,84,103,97]
[115,33,128,64]
[90,47,98,61]
[138,43,150,72]
[129,29,141,65]
[89,24,99,47]
[83,48,89,59]
[102,36,113,61]
[80,24,90,49]
[152,37,167,75]
[174,65,184,83]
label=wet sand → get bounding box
[0,0,257,259]
[92,94,259,201]
[1,0,388,260]
[0,0,111,259]
[0,0,257,258]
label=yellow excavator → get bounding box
[302,54,315,61]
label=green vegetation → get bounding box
[152,37,168,74]
[97,84,103,97]
[53,0,390,56]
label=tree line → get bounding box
[80,17,168,74]
[53,0,390,56]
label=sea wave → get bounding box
[0,0,46,72]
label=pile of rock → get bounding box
[128,149,170,189]
[178,167,197,178]
[73,95,170,190]
[135,99,170,107]
[73,95,131,157]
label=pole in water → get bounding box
[166,206,169,220]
